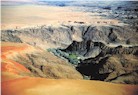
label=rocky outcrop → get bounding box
[2,24,138,59]
[77,54,138,84]
[65,41,138,59]
[1,24,138,49]
[1,30,22,43]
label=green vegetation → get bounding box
[47,49,80,65]
[68,53,79,65]
[69,54,77,59]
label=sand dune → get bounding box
[2,77,138,95]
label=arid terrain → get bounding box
[1,42,138,95]
[1,0,138,95]
[1,4,120,30]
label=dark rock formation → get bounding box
[1,25,138,49]
[1,30,22,43]
[65,41,138,59]
[77,54,138,84]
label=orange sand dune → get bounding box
[1,42,138,95]
[1,42,33,74]
[2,77,138,95]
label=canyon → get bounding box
[1,42,138,95]
[1,1,138,95]
[2,24,138,84]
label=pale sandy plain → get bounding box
[1,4,121,30]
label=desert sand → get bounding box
[1,5,120,30]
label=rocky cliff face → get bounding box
[77,54,138,84]
[2,24,138,49]
[2,24,138,58]
[65,41,138,59]
[1,24,138,84]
